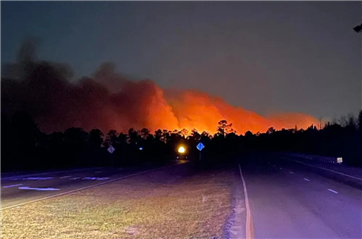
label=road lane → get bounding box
[240,154,362,239]
[1,167,103,181]
[1,164,171,209]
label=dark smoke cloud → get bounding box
[1,39,318,135]
[2,39,179,133]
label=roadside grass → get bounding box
[1,167,235,239]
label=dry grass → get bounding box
[1,166,236,239]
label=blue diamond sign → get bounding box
[196,142,205,151]
[107,145,115,154]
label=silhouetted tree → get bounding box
[117,133,128,144]
[140,128,150,139]
[266,127,275,135]
[217,120,235,137]
[189,129,201,143]
[358,110,362,134]
[245,131,253,138]
[11,111,40,148]
[3,108,362,171]
[89,129,103,147]
[353,23,362,33]
[154,129,163,141]
[2,114,14,170]
[162,130,172,143]
[104,130,117,147]
[179,128,189,138]
[128,128,139,145]
[346,113,357,131]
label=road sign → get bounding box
[196,142,205,151]
[108,145,115,154]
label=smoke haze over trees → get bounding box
[2,39,318,135]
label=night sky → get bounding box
[2,2,361,121]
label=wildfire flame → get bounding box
[1,42,319,135]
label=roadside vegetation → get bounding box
[2,110,362,172]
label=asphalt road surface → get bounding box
[240,153,362,239]
[1,163,171,209]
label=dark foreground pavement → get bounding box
[240,153,362,239]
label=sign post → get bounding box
[196,142,205,161]
[108,145,116,167]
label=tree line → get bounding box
[2,111,362,172]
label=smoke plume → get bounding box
[1,40,318,135]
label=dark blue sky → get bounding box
[2,2,361,120]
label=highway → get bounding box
[1,154,362,239]
[240,153,362,239]
[1,164,166,209]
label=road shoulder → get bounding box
[223,165,247,239]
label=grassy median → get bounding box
[1,163,238,239]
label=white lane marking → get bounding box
[328,189,338,194]
[84,177,96,180]
[290,172,294,174]
[83,177,110,181]
[18,187,60,191]
[238,164,253,239]
[25,177,53,180]
[60,176,71,179]
[282,158,362,181]
[97,177,109,180]
[3,184,23,188]
[2,167,103,180]
[304,178,310,182]
[70,177,80,180]
[1,164,176,211]
[279,167,282,170]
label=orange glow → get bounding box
[40,79,318,134]
[5,62,318,135]
[162,88,319,135]
[2,44,320,135]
